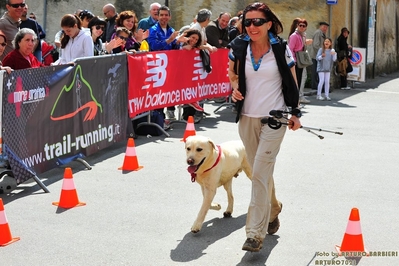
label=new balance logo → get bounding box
[142,53,168,89]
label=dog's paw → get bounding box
[191,228,200,234]
[210,203,221,210]
[191,221,202,234]
[223,211,232,218]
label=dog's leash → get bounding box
[190,145,222,182]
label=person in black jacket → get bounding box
[228,2,301,253]
[205,12,231,48]
[336,27,352,90]
[88,17,107,55]
[102,4,118,42]
[20,4,41,62]
[29,12,46,40]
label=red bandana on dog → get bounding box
[188,145,222,182]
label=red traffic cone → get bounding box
[335,208,369,256]
[0,198,20,246]
[118,138,143,171]
[181,116,196,142]
[52,168,86,208]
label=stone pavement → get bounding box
[1,72,399,265]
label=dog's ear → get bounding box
[208,138,216,150]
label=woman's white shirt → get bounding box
[58,30,94,64]
[242,44,294,117]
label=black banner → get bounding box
[2,54,130,184]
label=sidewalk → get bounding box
[303,71,399,97]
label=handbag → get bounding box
[199,49,212,73]
[296,49,313,68]
[346,61,353,73]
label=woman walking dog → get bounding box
[228,2,301,252]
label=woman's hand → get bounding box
[1,66,13,74]
[202,43,217,53]
[209,45,217,53]
[105,38,123,53]
[176,34,188,44]
[231,88,243,102]
[288,115,301,130]
[134,29,149,42]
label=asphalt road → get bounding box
[1,72,399,266]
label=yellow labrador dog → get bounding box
[185,135,252,233]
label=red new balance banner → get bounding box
[127,49,231,118]
[2,55,130,184]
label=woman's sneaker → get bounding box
[316,96,325,101]
[163,120,171,130]
[188,102,204,112]
[325,96,331,101]
[242,238,263,252]
[268,202,282,235]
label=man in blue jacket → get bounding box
[147,5,186,127]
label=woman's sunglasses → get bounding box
[95,25,104,30]
[0,43,6,47]
[243,18,269,27]
[117,36,127,41]
[298,24,307,28]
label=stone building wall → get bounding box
[0,0,397,76]
[374,0,398,74]
[26,0,331,47]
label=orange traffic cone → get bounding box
[335,208,369,256]
[181,116,196,142]
[52,168,86,209]
[0,198,20,246]
[118,138,143,171]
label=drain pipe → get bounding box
[328,4,332,37]
[43,0,47,34]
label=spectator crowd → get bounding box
[0,1,352,124]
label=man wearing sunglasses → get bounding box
[102,4,118,42]
[0,0,25,59]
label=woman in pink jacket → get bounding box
[288,18,309,89]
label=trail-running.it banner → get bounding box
[2,55,130,184]
[127,49,231,118]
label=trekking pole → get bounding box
[261,110,343,140]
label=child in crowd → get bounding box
[110,27,132,54]
[316,37,337,101]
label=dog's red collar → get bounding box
[191,145,222,182]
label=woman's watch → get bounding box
[291,108,302,118]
